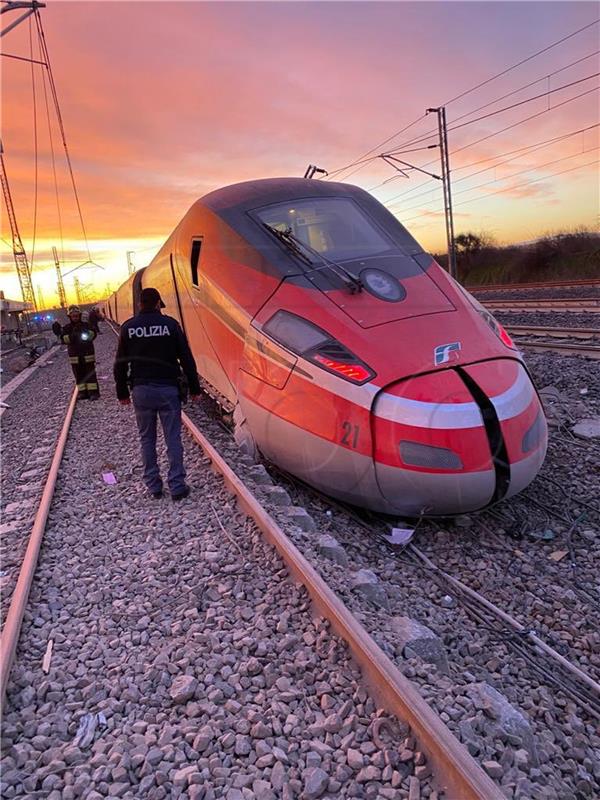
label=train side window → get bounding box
[190,239,203,287]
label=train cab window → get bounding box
[190,239,203,287]
[255,198,392,263]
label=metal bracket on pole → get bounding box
[380,154,441,182]
[427,107,457,279]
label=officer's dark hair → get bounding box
[140,288,165,309]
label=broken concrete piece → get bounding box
[466,683,538,764]
[572,418,600,440]
[351,569,389,610]
[390,616,448,673]
[284,506,316,532]
[317,534,349,567]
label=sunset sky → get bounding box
[1,1,598,307]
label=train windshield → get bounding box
[255,198,392,262]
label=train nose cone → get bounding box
[372,360,547,516]
[461,360,547,501]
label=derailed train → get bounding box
[107,178,547,515]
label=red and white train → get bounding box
[107,178,547,516]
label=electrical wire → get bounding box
[28,16,39,274]
[323,19,600,182]
[381,86,599,207]
[400,158,597,224]
[323,114,429,182]
[34,9,92,264]
[379,50,600,160]
[386,125,599,213]
[444,17,600,106]
[39,38,65,268]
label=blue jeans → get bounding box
[132,384,186,495]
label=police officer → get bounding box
[113,287,201,501]
[61,305,100,400]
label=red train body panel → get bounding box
[108,178,547,515]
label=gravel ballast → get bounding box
[182,348,600,800]
[1,333,441,800]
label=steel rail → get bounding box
[181,412,505,800]
[407,544,600,701]
[515,340,600,358]
[469,278,600,292]
[483,298,600,313]
[508,325,600,339]
[0,385,78,700]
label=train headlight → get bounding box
[478,308,516,349]
[361,268,405,302]
[453,280,516,350]
[262,310,376,385]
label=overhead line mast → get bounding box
[0,147,37,310]
[1,1,46,310]
[0,0,45,38]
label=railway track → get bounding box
[507,325,599,339]
[505,325,600,358]
[514,340,600,359]
[1,325,505,800]
[483,298,600,313]
[469,278,600,293]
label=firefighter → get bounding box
[60,305,100,400]
[89,306,101,335]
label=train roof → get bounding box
[200,177,368,214]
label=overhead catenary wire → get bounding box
[28,16,39,274]
[39,31,64,268]
[323,18,600,183]
[33,8,92,264]
[379,50,600,162]
[385,125,600,213]
[396,147,599,219]
[381,85,600,208]
[401,159,598,225]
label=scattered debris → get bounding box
[384,526,414,546]
[440,594,455,608]
[572,418,600,440]
[390,615,448,673]
[317,534,348,567]
[101,471,117,485]
[548,550,568,562]
[42,638,54,673]
[529,528,555,541]
[72,712,107,749]
[351,569,389,610]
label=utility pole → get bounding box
[0,148,37,310]
[74,276,82,305]
[52,246,67,308]
[37,285,45,310]
[427,106,457,279]
[127,251,135,276]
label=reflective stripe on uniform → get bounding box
[76,384,86,392]
[63,335,70,343]
[69,356,79,364]
[84,355,95,363]
[86,382,98,390]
